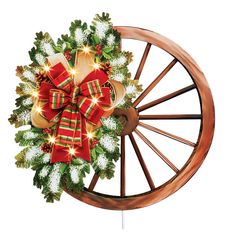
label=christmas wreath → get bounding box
[9,13,142,202]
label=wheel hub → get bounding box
[113,107,139,135]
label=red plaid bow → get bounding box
[39,62,111,163]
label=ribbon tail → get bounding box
[51,112,72,163]
[50,105,91,163]
[74,117,91,161]
[56,104,82,146]
[50,117,90,163]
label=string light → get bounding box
[82,45,90,54]
[43,64,50,72]
[48,135,56,144]
[92,97,98,104]
[68,147,76,155]
[31,90,39,98]
[87,131,94,139]
[93,63,100,70]
[70,68,77,75]
[35,105,42,113]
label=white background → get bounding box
[1,0,235,235]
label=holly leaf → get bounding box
[53,45,63,53]
[72,158,82,165]
[92,35,100,44]
[95,56,101,64]
[96,145,104,154]
[96,129,103,139]
[83,164,90,174]
[59,163,68,175]
[102,51,111,60]
[103,46,113,53]
[91,148,96,159]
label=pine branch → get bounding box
[15,128,46,147]
[15,147,30,168]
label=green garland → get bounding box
[9,13,142,202]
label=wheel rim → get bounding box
[65,26,215,210]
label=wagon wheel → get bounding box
[65,27,215,210]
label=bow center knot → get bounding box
[70,87,80,105]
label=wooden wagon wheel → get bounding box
[65,27,215,210]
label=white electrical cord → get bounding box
[121,210,124,229]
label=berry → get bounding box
[64,50,72,61]
[43,128,53,135]
[95,43,103,55]
[95,50,102,55]
[95,43,102,51]
[90,139,99,148]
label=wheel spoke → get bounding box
[120,136,126,196]
[134,43,152,80]
[139,114,202,120]
[133,58,178,107]
[138,84,196,112]
[129,133,155,190]
[134,129,179,173]
[88,173,99,191]
[139,122,196,147]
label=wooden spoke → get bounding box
[129,133,155,190]
[133,58,178,107]
[138,84,196,112]
[120,136,126,197]
[139,122,196,147]
[134,43,152,80]
[134,129,179,173]
[139,114,202,120]
[88,174,99,191]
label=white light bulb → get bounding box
[48,136,56,144]
[43,65,50,72]
[70,68,77,75]
[68,147,76,155]
[82,46,90,53]
[36,106,42,113]
[92,97,98,104]
[31,90,39,98]
[87,132,94,139]
[93,63,100,70]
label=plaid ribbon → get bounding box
[39,62,111,163]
